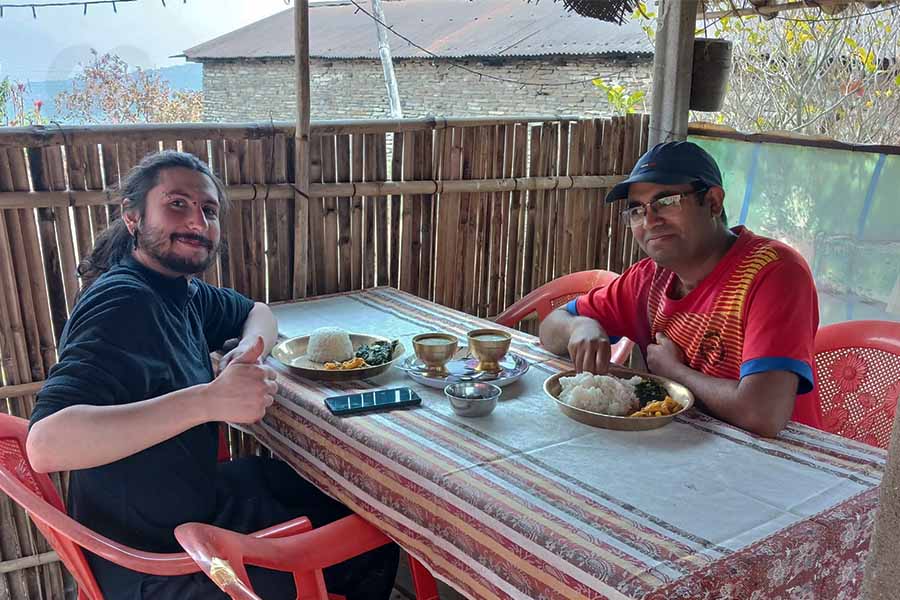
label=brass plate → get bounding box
[543,365,694,431]
[272,333,406,381]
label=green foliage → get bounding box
[0,77,46,127]
[591,78,645,115]
[638,6,900,145]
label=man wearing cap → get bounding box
[539,141,820,437]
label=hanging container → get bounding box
[690,37,733,112]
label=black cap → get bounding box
[605,141,723,203]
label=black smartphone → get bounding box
[324,387,422,416]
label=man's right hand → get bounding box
[206,336,278,424]
[567,318,611,374]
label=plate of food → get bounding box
[271,327,405,381]
[543,365,694,431]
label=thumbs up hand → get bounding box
[208,336,278,424]
[219,335,266,371]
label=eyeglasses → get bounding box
[620,188,708,226]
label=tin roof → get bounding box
[183,0,652,61]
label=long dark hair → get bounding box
[76,151,228,296]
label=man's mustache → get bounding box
[171,233,214,249]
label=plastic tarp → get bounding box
[691,135,900,326]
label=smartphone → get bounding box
[324,387,422,416]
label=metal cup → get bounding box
[466,329,512,373]
[412,333,458,376]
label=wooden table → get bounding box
[248,287,883,600]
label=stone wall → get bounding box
[200,55,653,122]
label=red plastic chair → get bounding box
[0,413,314,600]
[814,320,900,449]
[175,515,393,600]
[495,269,634,364]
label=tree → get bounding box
[701,6,900,145]
[0,78,46,126]
[55,51,202,124]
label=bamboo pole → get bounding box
[0,381,43,398]
[0,551,59,575]
[322,135,339,294]
[473,126,494,316]
[334,135,349,293]
[507,123,528,308]
[248,140,267,301]
[458,128,478,313]
[292,0,311,299]
[373,133,389,286]
[700,0,860,19]
[0,116,586,148]
[371,0,403,119]
[363,133,378,289]
[307,135,325,297]
[399,131,416,293]
[496,124,515,313]
[350,134,364,290]
[388,132,403,289]
[0,175,627,210]
[29,148,69,343]
[416,130,433,300]
[487,125,506,317]
[273,133,293,301]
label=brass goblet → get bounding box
[412,333,458,376]
[466,329,512,373]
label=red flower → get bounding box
[823,406,848,434]
[830,353,868,393]
[34,99,43,110]
[857,392,877,409]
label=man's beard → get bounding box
[134,223,219,275]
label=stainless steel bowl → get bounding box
[444,382,501,417]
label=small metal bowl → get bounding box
[444,382,501,417]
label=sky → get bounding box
[0,0,300,82]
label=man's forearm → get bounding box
[242,302,278,355]
[27,385,212,473]
[664,363,793,437]
[539,311,603,356]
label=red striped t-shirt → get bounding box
[570,227,821,428]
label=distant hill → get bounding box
[5,63,202,124]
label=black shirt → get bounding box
[30,255,254,554]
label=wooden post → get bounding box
[292,0,311,298]
[649,0,699,146]
[862,404,900,599]
[371,0,403,118]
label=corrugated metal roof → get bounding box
[183,0,652,61]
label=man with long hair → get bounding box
[27,151,398,599]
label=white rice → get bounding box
[306,327,354,363]
[558,373,643,416]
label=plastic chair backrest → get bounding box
[814,320,900,449]
[0,413,106,599]
[495,270,633,365]
[495,270,621,327]
[0,413,315,600]
[175,514,390,600]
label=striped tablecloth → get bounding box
[250,287,884,600]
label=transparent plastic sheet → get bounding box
[691,135,900,325]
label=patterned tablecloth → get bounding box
[248,287,884,600]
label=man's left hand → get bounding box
[646,332,685,379]
[219,337,265,371]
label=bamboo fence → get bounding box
[0,114,649,598]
